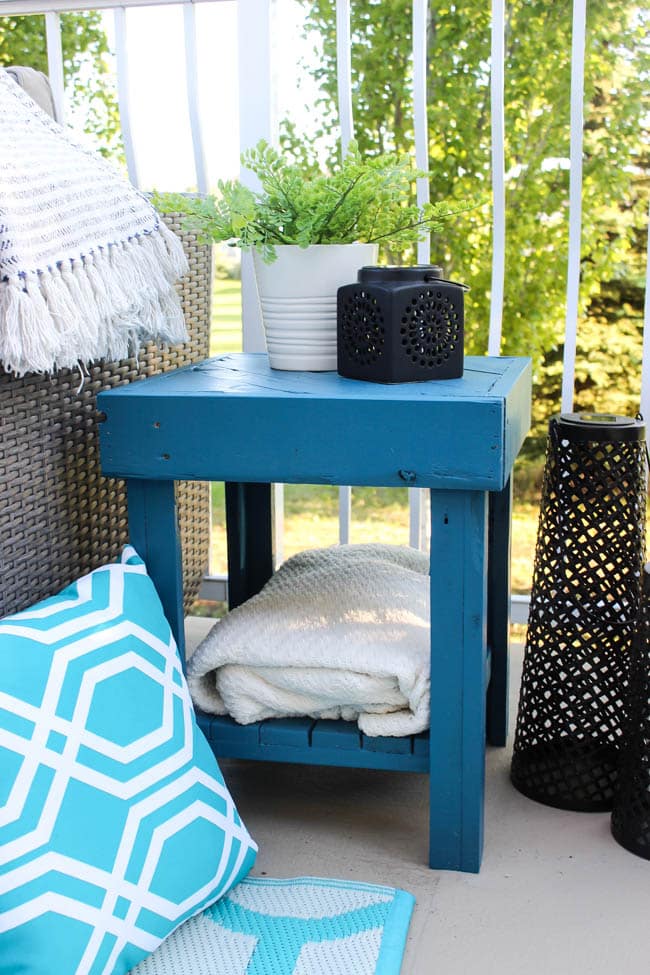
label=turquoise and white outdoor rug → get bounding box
[132,876,415,975]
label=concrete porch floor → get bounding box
[187,618,650,974]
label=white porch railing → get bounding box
[1,0,648,624]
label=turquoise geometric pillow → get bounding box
[0,547,257,975]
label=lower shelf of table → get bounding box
[196,712,430,772]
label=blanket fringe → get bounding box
[0,223,190,376]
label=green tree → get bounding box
[0,12,122,158]
[288,0,649,433]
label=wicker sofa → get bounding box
[0,212,212,618]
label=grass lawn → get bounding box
[208,274,538,594]
[208,481,538,593]
[211,277,242,355]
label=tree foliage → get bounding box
[0,12,122,158]
[289,0,649,437]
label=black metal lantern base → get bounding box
[511,412,647,811]
[336,265,467,383]
[512,741,620,812]
[611,565,650,859]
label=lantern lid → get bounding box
[554,412,645,443]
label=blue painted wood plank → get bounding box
[362,734,412,755]
[126,479,185,667]
[413,732,430,757]
[502,362,533,483]
[208,737,428,773]
[428,489,488,873]
[100,354,520,402]
[259,717,315,747]
[209,714,261,745]
[101,399,504,489]
[225,482,273,609]
[311,719,362,750]
[486,479,512,746]
[199,716,429,770]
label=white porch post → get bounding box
[409,0,431,549]
[44,12,65,123]
[488,0,506,357]
[237,0,273,354]
[336,0,354,543]
[183,2,209,195]
[561,0,587,413]
[114,6,140,188]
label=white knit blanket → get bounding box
[0,69,189,376]
[188,545,431,737]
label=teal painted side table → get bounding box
[98,353,531,872]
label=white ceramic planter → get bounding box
[253,243,378,371]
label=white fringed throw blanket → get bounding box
[0,69,189,376]
[188,545,432,737]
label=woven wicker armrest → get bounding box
[0,214,212,617]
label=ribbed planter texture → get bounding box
[253,243,378,371]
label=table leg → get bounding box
[486,478,513,746]
[225,482,274,610]
[126,478,185,665]
[429,489,488,873]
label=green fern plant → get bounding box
[154,140,474,264]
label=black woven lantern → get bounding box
[611,564,650,858]
[336,265,467,383]
[511,412,647,811]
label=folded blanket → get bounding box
[188,544,431,737]
[0,68,188,376]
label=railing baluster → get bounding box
[561,0,587,413]
[274,484,285,566]
[236,0,286,565]
[338,486,352,544]
[488,0,506,356]
[338,486,351,545]
[44,11,65,123]
[114,6,139,188]
[335,0,354,543]
[183,1,208,195]
[639,199,650,422]
[237,0,272,354]
[336,0,353,155]
[412,0,430,266]
[409,0,431,549]
[408,487,423,549]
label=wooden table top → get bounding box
[99,353,531,490]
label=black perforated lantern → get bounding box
[337,265,467,383]
[511,412,647,811]
[611,564,650,859]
